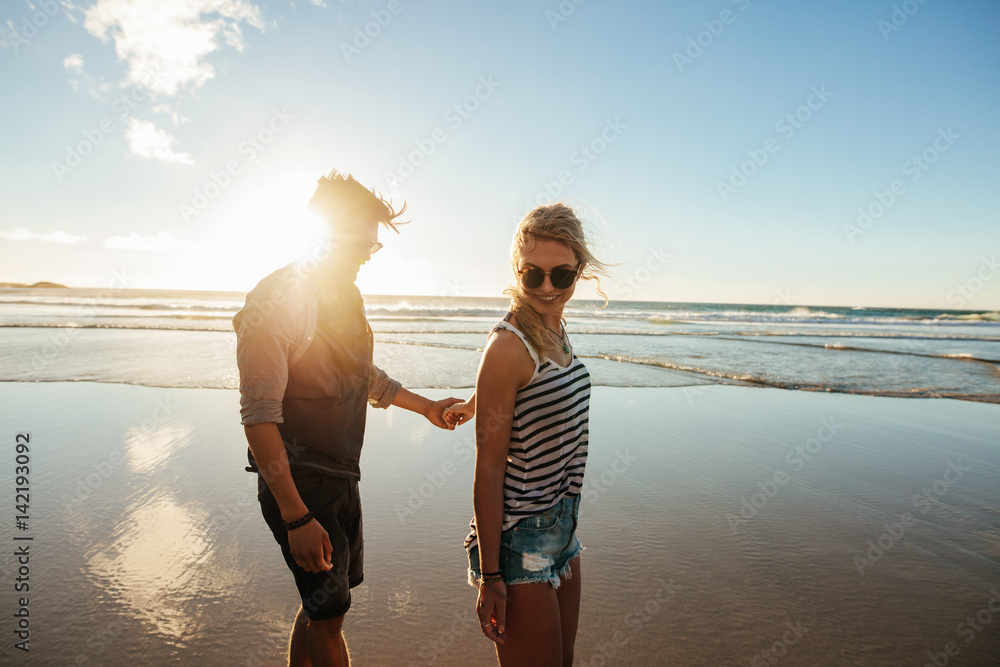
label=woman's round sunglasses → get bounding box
[517,265,580,290]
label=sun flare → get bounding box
[198,169,332,291]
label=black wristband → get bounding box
[480,570,502,578]
[284,511,314,531]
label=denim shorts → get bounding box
[468,495,583,589]
[258,470,364,620]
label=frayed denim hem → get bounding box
[468,551,583,590]
[510,551,582,590]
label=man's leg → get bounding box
[289,605,309,666]
[308,614,350,666]
[258,474,363,665]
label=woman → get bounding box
[445,203,609,666]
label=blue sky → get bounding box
[1,0,997,309]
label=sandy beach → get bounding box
[0,381,997,665]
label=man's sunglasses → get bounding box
[336,235,382,256]
[517,265,580,290]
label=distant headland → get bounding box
[0,281,69,288]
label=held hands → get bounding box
[424,397,466,430]
[476,578,508,645]
[288,519,333,573]
[443,400,475,428]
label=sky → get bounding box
[0,0,998,309]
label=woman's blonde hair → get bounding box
[505,203,610,360]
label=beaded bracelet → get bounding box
[284,511,314,531]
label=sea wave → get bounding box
[587,352,1000,403]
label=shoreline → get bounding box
[1,375,998,405]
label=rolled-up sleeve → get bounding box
[368,364,401,409]
[233,280,300,425]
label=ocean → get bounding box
[2,286,998,402]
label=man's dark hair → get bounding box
[308,169,407,233]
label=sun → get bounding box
[194,169,331,291]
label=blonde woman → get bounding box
[445,203,609,666]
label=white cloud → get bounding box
[81,0,265,98]
[125,119,194,164]
[61,49,115,98]
[0,19,18,50]
[103,231,198,252]
[63,53,84,70]
[0,228,87,244]
[152,104,189,126]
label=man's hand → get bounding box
[443,400,474,427]
[424,397,465,430]
[287,519,333,573]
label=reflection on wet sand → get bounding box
[124,421,193,475]
[88,493,209,640]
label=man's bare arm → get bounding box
[244,422,332,573]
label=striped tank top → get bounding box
[465,314,591,551]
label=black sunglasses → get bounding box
[517,265,580,290]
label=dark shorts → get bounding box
[258,471,364,620]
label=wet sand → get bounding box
[0,382,998,665]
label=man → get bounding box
[233,169,460,666]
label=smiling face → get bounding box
[515,237,580,317]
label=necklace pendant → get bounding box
[563,343,570,354]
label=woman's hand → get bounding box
[443,399,475,427]
[423,397,465,430]
[476,578,507,645]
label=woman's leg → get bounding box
[556,556,582,667]
[496,581,563,667]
